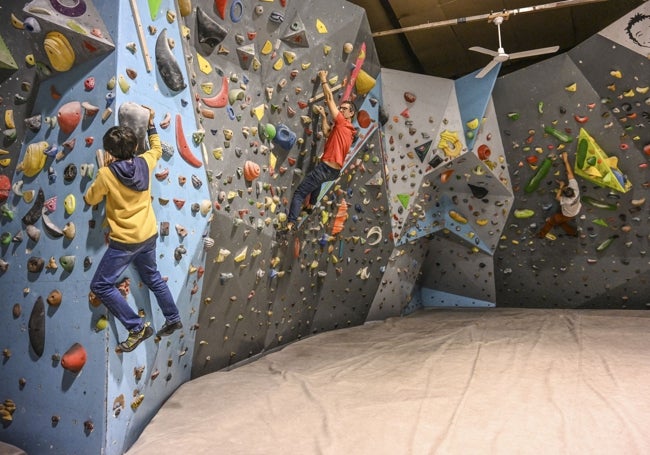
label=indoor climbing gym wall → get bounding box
[492,3,650,309]
[1,0,649,454]
[0,0,210,453]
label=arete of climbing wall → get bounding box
[493,4,650,309]
[0,0,209,454]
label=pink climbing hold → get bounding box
[57,101,82,134]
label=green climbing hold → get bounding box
[514,209,535,219]
[576,138,588,168]
[596,235,618,252]
[507,112,520,121]
[524,157,552,193]
[544,125,573,143]
[592,218,609,227]
[581,195,617,211]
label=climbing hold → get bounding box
[18,141,49,177]
[62,222,76,240]
[47,289,63,306]
[514,209,535,219]
[61,343,87,373]
[26,225,41,243]
[273,124,296,150]
[28,296,45,357]
[22,188,45,226]
[244,161,261,181]
[63,194,76,215]
[57,101,82,134]
[524,157,552,193]
[175,115,202,167]
[156,29,186,92]
[316,18,328,33]
[42,212,64,238]
[59,255,75,273]
[477,144,491,161]
[44,31,75,72]
[196,6,228,50]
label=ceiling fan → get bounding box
[372,0,608,76]
[470,15,559,78]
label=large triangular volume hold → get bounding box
[0,33,18,70]
[196,6,228,53]
[23,0,115,77]
[414,140,432,163]
[236,44,255,70]
[281,13,309,48]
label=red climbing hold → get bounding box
[61,342,87,373]
[215,0,227,19]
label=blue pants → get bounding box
[288,162,340,223]
[90,235,180,332]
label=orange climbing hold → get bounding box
[61,343,87,373]
[331,199,348,235]
[215,0,227,19]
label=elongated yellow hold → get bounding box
[118,74,130,93]
[5,110,15,129]
[316,19,328,34]
[449,210,467,224]
[11,14,24,29]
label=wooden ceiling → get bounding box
[347,0,646,79]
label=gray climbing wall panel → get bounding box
[493,4,650,308]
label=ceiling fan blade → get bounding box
[508,45,560,60]
[475,59,500,79]
[469,46,499,57]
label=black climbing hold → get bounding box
[28,296,45,357]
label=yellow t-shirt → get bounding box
[84,133,161,244]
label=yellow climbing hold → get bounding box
[64,194,76,215]
[466,118,479,130]
[316,19,328,34]
[44,31,75,72]
[609,70,622,78]
[251,104,265,121]
[4,110,15,129]
[301,62,311,70]
[118,74,130,93]
[197,53,212,74]
[565,82,577,92]
[323,45,331,55]
[273,58,284,71]
[201,82,214,95]
[283,51,296,64]
[18,141,48,177]
[269,152,277,171]
[261,40,273,55]
[233,246,248,263]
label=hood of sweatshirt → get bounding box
[108,157,149,191]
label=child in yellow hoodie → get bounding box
[84,108,182,352]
